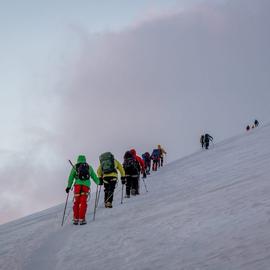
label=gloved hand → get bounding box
[121,176,126,185]
[98,178,103,185]
[65,187,70,194]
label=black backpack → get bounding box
[123,151,139,175]
[76,162,90,180]
[142,152,151,163]
[205,134,212,143]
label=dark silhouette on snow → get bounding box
[204,134,213,150]
[200,135,205,148]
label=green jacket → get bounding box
[67,155,100,188]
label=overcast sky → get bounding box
[0,0,269,224]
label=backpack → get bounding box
[76,162,90,180]
[123,151,140,175]
[99,152,116,174]
[205,134,212,142]
[142,152,151,163]
[152,149,160,160]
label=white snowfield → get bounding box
[1,125,270,270]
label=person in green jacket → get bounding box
[97,152,125,208]
[66,155,100,225]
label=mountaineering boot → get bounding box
[80,219,87,225]
[105,202,113,208]
[125,194,130,198]
[73,219,79,225]
[131,189,136,196]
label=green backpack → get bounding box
[99,152,116,174]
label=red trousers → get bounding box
[152,160,158,171]
[73,184,90,220]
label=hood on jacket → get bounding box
[77,155,86,163]
[130,149,136,157]
[144,152,150,157]
[124,151,133,160]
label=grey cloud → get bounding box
[1,0,270,224]
[55,0,270,157]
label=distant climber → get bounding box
[97,152,125,208]
[66,155,100,225]
[130,149,145,195]
[142,152,151,175]
[151,149,161,171]
[123,150,140,198]
[254,119,259,127]
[204,133,213,150]
[246,125,250,131]
[157,145,167,167]
[200,135,205,148]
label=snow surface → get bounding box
[1,125,270,270]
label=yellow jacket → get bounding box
[97,159,125,179]
[158,146,167,157]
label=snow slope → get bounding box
[1,125,270,270]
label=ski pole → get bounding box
[104,181,119,205]
[93,185,99,221]
[61,181,75,226]
[63,197,73,225]
[121,183,124,204]
[142,177,148,192]
[62,159,79,226]
[69,159,78,174]
[96,185,101,208]
[61,192,70,226]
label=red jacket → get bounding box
[130,149,145,172]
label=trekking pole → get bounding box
[69,159,77,172]
[62,162,77,227]
[93,185,99,221]
[96,185,102,208]
[142,177,148,193]
[104,181,119,205]
[61,192,70,226]
[61,181,76,226]
[61,158,81,226]
[63,198,73,225]
[121,183,124,204]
